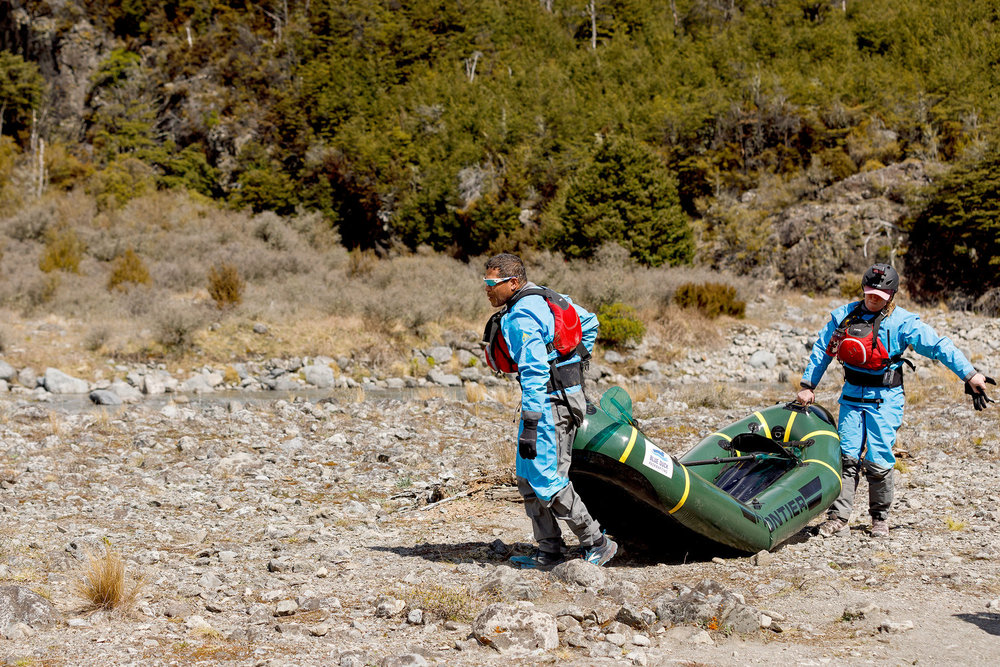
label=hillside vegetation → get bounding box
[2,0,1000,303]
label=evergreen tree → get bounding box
[906,145,1000,300]
[548,136,692,266]
[0,51,44,145]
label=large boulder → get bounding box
[43,368,88,394]
[0,585,60,630]
[472,602,558,654]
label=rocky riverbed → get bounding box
[1,297,999,666]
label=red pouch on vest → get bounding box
[483,287,583,374]
[825,307,890,370]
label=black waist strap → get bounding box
[547,360,583,394]
[843,357,914,388]
[842,394,884,405]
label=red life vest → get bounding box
[483,287,584,374]
[825,305,891,370]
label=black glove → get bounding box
[965,375,997,411]
[519,412,541,460]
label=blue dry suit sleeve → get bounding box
[575,301,599,354]
[800,302,853,389]
[893,309,977,381]
[501,305,551,415]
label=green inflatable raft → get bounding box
[570,387,843,554]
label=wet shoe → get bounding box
[509,550,565,570]
[582,536,618,567]
[818,517,849,537]
[870,519,889,538]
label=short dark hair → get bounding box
[485,253,526,283]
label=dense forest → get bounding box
[1,0,999,302]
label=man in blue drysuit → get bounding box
[483,253,617,569]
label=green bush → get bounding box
[674,282,746,319]
[597,302,646,348]
[107,248,151,290]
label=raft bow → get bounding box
[571,387,842,554]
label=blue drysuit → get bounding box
[803,301,977,466]
[500,282,603,553]
[801,301,977,520]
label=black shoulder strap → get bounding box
[506,286,565,311]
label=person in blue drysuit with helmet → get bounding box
[482,253,617,569]
[796,263,992,539]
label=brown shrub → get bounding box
[674,282,746,319]
[107,248,151,291]
[207,262,245,308]
[39,225,84,273]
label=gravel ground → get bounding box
[1,298,999,666]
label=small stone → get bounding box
[275,600,298,617]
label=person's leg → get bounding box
[863,460,894,520]
[516,477,565,555]
[546,392,603,548]
[863,391,904,531]
[829,454,861,520]
[828,403,866,521]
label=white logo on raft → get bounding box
[642,444,674,479]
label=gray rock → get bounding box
[726,603,762,634]
[275,599,298,616]
[604,350,626,364]
[425,346,453,364]
[253,323,269,334]
[17,367,37,388]
[653,579,759,634]
[304,364,336,388]
[143,371,177,395]
[477,568,542,601]
[748,350,778,369]
[0,586,60,628]
[43,368,89,393]
[426,368,462,387]
[380,654,428,667]
[638,360,660,373]
[180,374,215,393]
[0,360,16,381]
[374,597,405,618]
[472,602,558,654]
[89,389,122,406]
[459,367,481,382]
[551,559,607,588]
[879,619,915,634]
[110,380,143,403]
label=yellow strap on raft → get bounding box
[753,411,772,439]
[802,429,840,442]
[783,412,797,442]
[618,426,638,463]
[668,464,690,514]
[804,458,843,491]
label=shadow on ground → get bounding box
[955,612,1000,636]
[370,541,513,564]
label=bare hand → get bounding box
[796,388,815,406]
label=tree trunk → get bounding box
[588,0,597,50]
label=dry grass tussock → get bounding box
[0,191,771,371]
[75,539,145,613]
